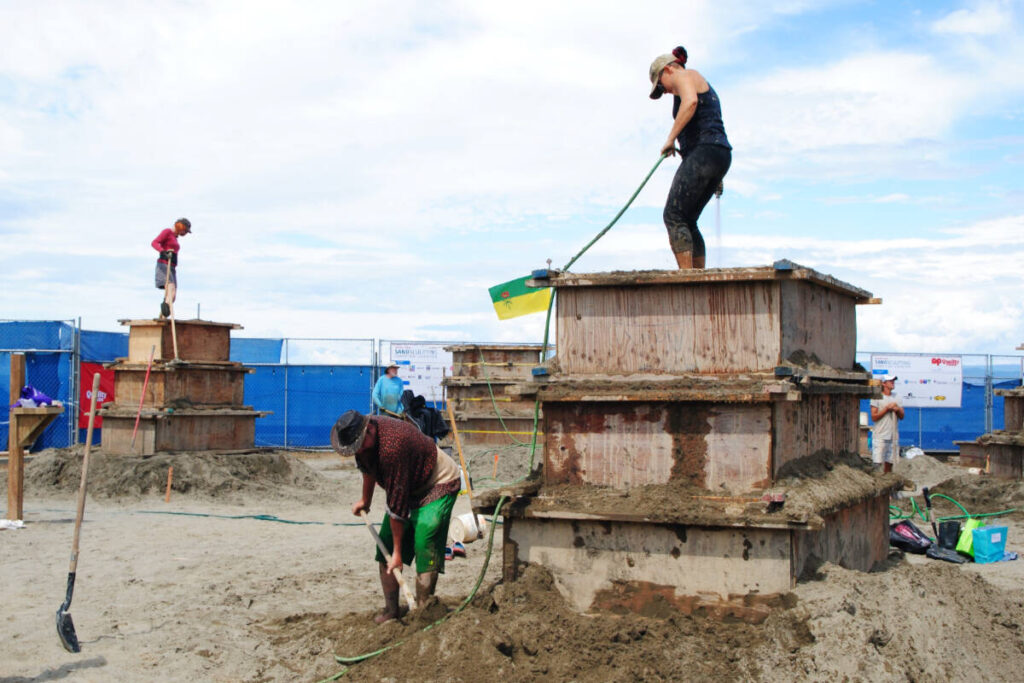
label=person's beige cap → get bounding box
[649,54,676,99]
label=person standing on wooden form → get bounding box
[332,410,461,623]
[649,46,731,269]
[151,218,191,318]
[870,374,905,473]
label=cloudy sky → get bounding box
[1,0,1022,357]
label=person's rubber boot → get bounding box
[373,589,401,624]
[415,571,438,605]
[883,462,893,474]
[160,302,170,318]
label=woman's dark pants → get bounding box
[663,144,732,258]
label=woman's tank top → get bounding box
[672,84,731,156]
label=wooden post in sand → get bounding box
[6,353,26,520]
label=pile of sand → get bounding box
[934,475,1024,520]
[894,453,964,491]
[16,447,343,503]
[263,559,1024,682]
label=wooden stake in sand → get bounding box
[164,466,173,503]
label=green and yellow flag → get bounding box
[489,275,552,320]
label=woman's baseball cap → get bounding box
[649,54,676,99]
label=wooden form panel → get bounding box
[446,383,536,418]
[101,413,258,455]
[556,282,782,375]
[791,493,890,578]
[778,280,857,370]
[114,367,248,407]
[457,417,540,446]
[543,402,772,492]
[1003,395,1023,433]
[449,345,542,381]
[959,442,1023,479]
[505,516,793,616]
[126,321,234,363]
[772,395,861,474]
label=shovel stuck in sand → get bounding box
[56,373,101,653]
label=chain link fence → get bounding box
[246,338,375,449]
[0,320,79,450]
[857,351,1024,451]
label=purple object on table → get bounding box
[20,385,54,405]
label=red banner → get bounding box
[79,363,115,428]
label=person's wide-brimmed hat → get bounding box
[649,53,677,99]
[385,361,400,370]
[330,409,369,456]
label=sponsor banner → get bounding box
[390,343,452,405]
[79,362,115,427]
[871,354,963,408]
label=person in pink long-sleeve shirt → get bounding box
[152,218,191,318]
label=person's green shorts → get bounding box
[375,492,458,574]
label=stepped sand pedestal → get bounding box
[99,319,267,455]
[475,262,894,622]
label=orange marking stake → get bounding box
[164,466,174,503]
[493,452,499,478]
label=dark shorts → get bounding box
[155,261,176,289]
[375,492,458,574]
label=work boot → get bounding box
[415,571,438,605]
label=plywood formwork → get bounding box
[958,438,1024,479]
[447,344,542,381]
[539,264,872,376]
[120,319,241,363]
[443,344,543,446]
[113,363,250,408]
[101,409,263,455]
[485,264,888,618]
[955,387,1024,478]
[996,387,1024,432]
[101,318,263,455]
[541,393,865,493]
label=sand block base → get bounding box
[500,492,890,623]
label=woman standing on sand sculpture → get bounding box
[649,46,731,269]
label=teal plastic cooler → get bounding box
[972,526,1008,564]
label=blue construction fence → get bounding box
[3,320,1023,452]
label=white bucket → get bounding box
[449,512,488,543]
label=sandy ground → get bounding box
[1,448,1023,682]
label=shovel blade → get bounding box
[56,608,81,653]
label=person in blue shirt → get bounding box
[372,362,405,415]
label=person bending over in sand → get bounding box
[332,410,461,623]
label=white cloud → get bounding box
[931,1,1012,35]
[0,1,1021,359]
